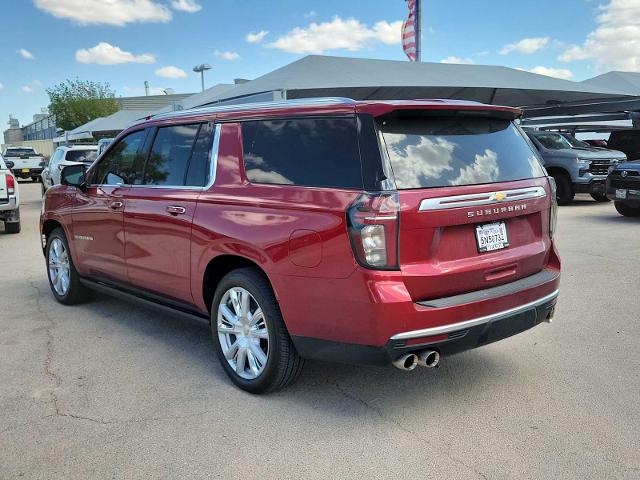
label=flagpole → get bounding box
[416,0,422,62]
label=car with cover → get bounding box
[40,98,561,393]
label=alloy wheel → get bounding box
[217,287,269,380]
[48,238,70,296]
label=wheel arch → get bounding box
[201,254,276,315]
[545,166,571,180]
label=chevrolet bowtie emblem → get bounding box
[492,192,507,201]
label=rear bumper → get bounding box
[278,246,561,365]
[293,290,557,365]
[12,168,42,178]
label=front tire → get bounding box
[552,173,574,205]
[5,221,20,234]
[614,201,640,217]
[211,267,304,393]
[46,228,90,304]
[590,192,610,202]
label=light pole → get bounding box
[193,64,212,92]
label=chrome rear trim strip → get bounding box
[419,186,546,211]
[390,289,559,340]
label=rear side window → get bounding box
[379,117,545,189]
[93,129,146,185]
[185,122,214,187]
[65,150,98,164]
[144,124,200,186]
[241,118,362,189]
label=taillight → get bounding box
[548,177,558,238]
[347,192,399,270]
[6,174,15,195]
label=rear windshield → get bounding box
[379,117,545,189]
[4,148,36,157]
[66,150,98,164]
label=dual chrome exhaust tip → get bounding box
[392,350,440,371]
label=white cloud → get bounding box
[500,37,549,55]
[215,50,240,60]
[246,30,269,43]
[559,0,640,72]
[452,149,500,186]
[155,65,187,78]
[267,16,402,54]
[441,56,474,64]
[21,85,33,93]
[33,0,172,26]
[525,66,574,80]
[0,83,3,91]
[170,0,201,13]
[384,134,455,189]
[304,11,317,18]
[76,42,155,65]
[17,48,35,59]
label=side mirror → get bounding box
[5,160,14,169]
[61,164,86,190]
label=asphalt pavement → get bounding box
[1,182,639,479]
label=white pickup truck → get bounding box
[3,146,45,182]
[0,154,20,234]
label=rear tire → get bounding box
[46,228,91,305]
[590,192,610,202]
[211,267,304,393]
[614,201,640,217]
[5,221,20,234]
[31,176,39,183]
[552,173,574,205]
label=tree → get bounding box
[47,79,118,131]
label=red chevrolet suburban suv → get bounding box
[40,98,560,393]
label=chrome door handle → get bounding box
[166,205,186,215]
[109,201,124,210]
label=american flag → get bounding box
[402,0,417,61]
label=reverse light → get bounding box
[6,174,15,195]
[548,177,558,239]
[347,192,399,270]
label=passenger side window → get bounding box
[143,124,200,186]
[241,118,362,189]
[93,130,146,185]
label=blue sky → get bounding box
[1,0,634,127]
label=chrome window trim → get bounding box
[419,186,546,211]
[89,123,221,191]
[390,289,559,341]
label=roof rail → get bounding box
[149,97,357,121]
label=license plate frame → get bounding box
[475,221,509,253]
[616,189,627,199]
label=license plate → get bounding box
[21,168,30,173]
[475,221,509,253]
[616,189,627,199]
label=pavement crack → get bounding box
[334,381,490,480]
[28,278,63,418]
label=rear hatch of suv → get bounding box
[377,111,554,301]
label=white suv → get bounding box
[42,145,98,193]
[0,154,20,234]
